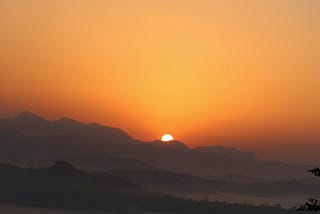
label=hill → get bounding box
[0,162,296,214]
[0,112,310,180]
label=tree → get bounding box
[298,168,320,211]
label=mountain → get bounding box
[0,111,134,143]
[0,162,296,213]
[0,112,310,180]
[15,111,48,122]
[151,140,189,150]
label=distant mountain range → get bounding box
[0,112,310,181]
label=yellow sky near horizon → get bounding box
[1,0,320,160]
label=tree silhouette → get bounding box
[298,168,320,211]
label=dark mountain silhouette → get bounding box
[16,111,48,122]
[0,112,310,180]
[151,139,189,150]
[0,162,297,213]
[0,111,134,143]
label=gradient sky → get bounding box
[1,0,320,164]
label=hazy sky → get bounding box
[1,0,320,163]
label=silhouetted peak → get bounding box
[16,111,47,122]
[169,140,189,150]
[152,140,189,150]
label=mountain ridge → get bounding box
[0,111,310,180]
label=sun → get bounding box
[161,134,174,142]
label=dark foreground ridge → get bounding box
[0,162,296,214]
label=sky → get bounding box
[0,0,320,164]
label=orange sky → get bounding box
[1,0,320,163]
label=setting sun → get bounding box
[161,134,174,142]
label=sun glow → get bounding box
[161,134,174,142]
